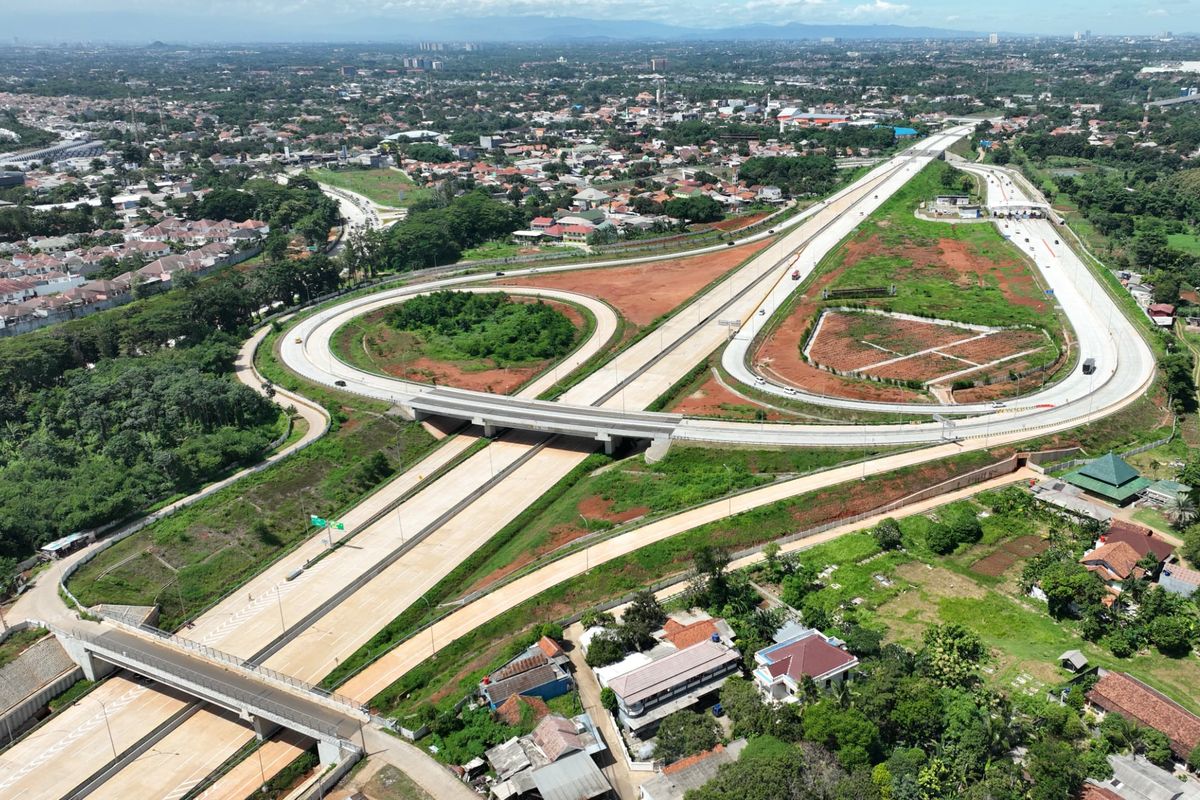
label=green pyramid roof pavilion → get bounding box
[1063,452,1151,504]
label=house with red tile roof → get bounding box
[1086,670,1200,760]
[752,629,858,702]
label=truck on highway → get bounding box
[1082,358,1096,375]
[792,269,801,280]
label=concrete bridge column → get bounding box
[318,740,345,767]
[596,433,619,455]
[251,716,281,742]
[483,422,499,438]
[57,636,116,682]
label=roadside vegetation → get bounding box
[67,327,437,630]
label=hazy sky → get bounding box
[8,0,1199,39]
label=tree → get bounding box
[1040,561,1106,619]
[620,589,666,651]
[1026,739,1087,800]
[685,736,808,800]
[926,523,958,555]
[599,687,618,713]
[873,519,903,551]
[917,624,985,689]
[663,195,723,223]
[584,631,625,668]
[1149,615,1193,657]
[802,699,879,770]
[1188,742,1200,773]
[1138,727,1174,768]
[653,709,720,763]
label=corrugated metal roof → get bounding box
[608,641,739,706]
[531,752,611,800]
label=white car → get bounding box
[754,376,766,385]
[783,386,797,395]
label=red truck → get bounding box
[791,269,801,280]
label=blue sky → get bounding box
[9,0,1200,38]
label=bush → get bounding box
[873,518,903,551]
[654,709,721,763]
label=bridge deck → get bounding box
[409,387,681,440]
[60,621,365,743]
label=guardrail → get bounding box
[64,627,349,741]
[107,619,366,716]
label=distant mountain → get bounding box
[7,11,986,44]
[341,16,986,43]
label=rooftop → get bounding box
[608,640,739,707]
[1088,671,1200,759]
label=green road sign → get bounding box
[310,515,326,527]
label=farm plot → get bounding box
[969,534,1051,577]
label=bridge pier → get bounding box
[318,739,349,767]
[644,436,672,464]
[596,433,618,455]
[483,422,499,438]
[57,635,116,682]
[250,715,281,742]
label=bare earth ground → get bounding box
[756,234,1055,402]
[669,373,788,421]
[969,534,1050,577]
[496,240,769,326]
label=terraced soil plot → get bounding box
[806,311,1054,386]
[969,534,1050,577]
[807,311,976,373]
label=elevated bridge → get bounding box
[44,619,367,765]
[406,386,681,453]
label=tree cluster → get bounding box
[378,190,526,272]
[738,156,837,198]
[387,290,576,366]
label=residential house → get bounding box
[639,740,749,800]
[604,640,741,735]
[1087,670,1200,761]
[480,637,572,709]
[485,713,611,800]
[1148,303,1176,328]
[752,629,859,702]
[1158,564,1200,599]
[1086,754,1200,800]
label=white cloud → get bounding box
[848,0,909,17]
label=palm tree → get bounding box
[1168,493,1196,528]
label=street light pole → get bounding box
[95,697,118,759]
[418,595,435,654]
[275,585,286,634]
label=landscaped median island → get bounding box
[331,289,588,394]
[755,159,1073,404]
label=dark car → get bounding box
[334,379,347,387]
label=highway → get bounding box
[4,124,1158,799]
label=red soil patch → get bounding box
[496,240,769,326]
[708,211,771,232]
[870,353,967,382]
[386,358,540,395]
[807,312,974,373]
[667,373,786,421]
[464,523,592,595]
[577,495,650,524]
[970,534,1050,577]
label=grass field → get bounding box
[460,240,524,261]
[306,167,429,208]
[1168,233,1200,257]
[0,627,48,668]
[67,328,439,630]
